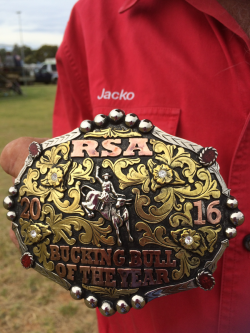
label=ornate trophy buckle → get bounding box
[3,109,244,316]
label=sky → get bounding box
[0,0,78,49]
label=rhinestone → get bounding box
[184,235,194,245]
[21,253,33,269]
[80,120,93,133]
[197,272,215,290]
[226,197,238,209]
[6,211,16,221]
[3,196,13,210]
[158,169,167,178]
[84,295,98,308]
[70,286,82,300]
[138,119,153,133]
[51,173,58,181]
[125,113,139,127]
[199,147,217,166]
[99,301,115,317]
[230,211,244,226]
[116,300,130,314]
[29,142,40,158]
[8,186,17,196]
[131,295,146,309]
[30,230,37,238]
[109,109,125,122]
[94,114,107,127]
[225,227,237,239]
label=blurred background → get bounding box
[0,1,98,332]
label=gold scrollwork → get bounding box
[33,238,54,271]
[132,188,174,223]
[18,141,98,216]
[171,228,207,256]
[19,218,51,245]
[169,202,193,227]
[40,204,115,247]
[68,159,95,185]
[36,141,70,174]
[18,169,84,215]
[133,143,220,224]
[102,141,220,226]
[135,221,200,280]
[103,158,150,193]
[82,284,138,298]
[149,140,200,184]
[198,225,222,252]
[84,127,141,138]
[136,222,222,280]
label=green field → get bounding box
[0,85,98,333]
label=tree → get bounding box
[25,45,58,64]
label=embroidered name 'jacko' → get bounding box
[97,88,135,100]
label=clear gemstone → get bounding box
[158,170,167,178]
[30,230,37,238]
[185,235,194,245]
[51,173,58,181]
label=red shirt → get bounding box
[53,0,250,332]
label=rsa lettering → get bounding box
[71,138,153,158]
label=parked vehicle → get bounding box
[35,58,58,84]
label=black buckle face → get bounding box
[3,109,244,316]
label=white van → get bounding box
[35,58,58,84]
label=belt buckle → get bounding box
[3,109,244,316]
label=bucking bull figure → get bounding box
[81,166,133,246]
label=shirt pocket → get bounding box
[93,107,181,136]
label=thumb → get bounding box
[1,137,49,250]
[0,137,49,178]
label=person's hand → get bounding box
[0,137,49,248]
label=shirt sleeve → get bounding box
[53,2,93,137]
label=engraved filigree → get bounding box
[82,284,138,298]
[40,204,115,247]
[169,202,193,227]
[136,222,222,280]
[103,158,150,193]
[84,127,141,138]
[68,159,95,185]
[19,218,51,245]
[198,225,222,253]
[18,143,99,216]
[33,238,54,271]
[36,141,70,174]
[18,169,84,215]
[135,222,200,280]
[133,141,220,224]
[171,228,207,256]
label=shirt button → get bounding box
[243,235,250,251]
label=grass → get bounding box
[0,84,98,333]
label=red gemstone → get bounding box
[29,142,39,156]
[21,254,33,268]
[202,149,216,163]
[199,273,214,290]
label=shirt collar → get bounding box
[119,0,249,46]
[186,0,250,46]
[119,0,139,14]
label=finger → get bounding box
[1,137,49,250]
[0,137,49,178]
